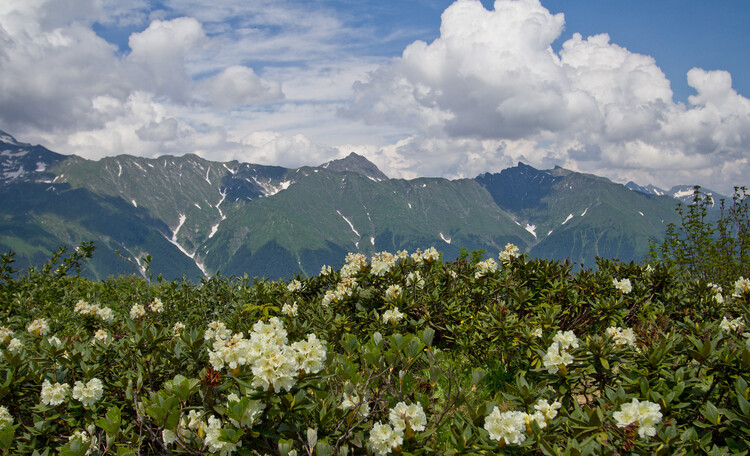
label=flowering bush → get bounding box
[0,244,749,454]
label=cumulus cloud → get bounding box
[345,0,750,192]
[205,65,283,108]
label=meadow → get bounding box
[0,188,749,455]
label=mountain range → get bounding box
[0,130,722,280]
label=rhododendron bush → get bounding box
[0,243,749,455]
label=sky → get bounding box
[1,0,749,194]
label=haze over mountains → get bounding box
[0,130,723,280]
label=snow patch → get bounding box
[639,211,644,216]
[673,189,695,199]
[408,203,412,209]
[0,149,26,157]
[131,199,137,207]
[35,162,46,172]
[337,210,360,237]
[133,162,146,173]
[440,232,452,244]
[370,237,375,246]
[209,224,220,239]
[172,214,186,242]
[580,208,588,217]
[204,168,211,185]
[3,164,24,180]
[525,224,537,238]
[562,214,574,225]
[253,177,292,196]
[194,203,201,209]
[223,164,236,174]
[0,134,18,145]
[547,230,553,236]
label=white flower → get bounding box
[613,278,632,294]
[384,284,402,301]
[7,338,22,354]
[396,250,409,261]
[149,298,164,313]
[281,302,298,317]
[97,307,114,322]
[531,328,543,338]
[382,308,405,324]
[162,429,177,445]
[406,271,425,288]
[606,326,637,348]
[320,265,333,276]
[48,335,63,348]
[447,269,458,279]
[533,398,561,421]
[422,247,440,262]
[41,379,70,406]
[474,258,498,279]
[389,401,427,432]
[172,322,186,335]
[291,334,327,374]
[226,396,265,428]
[734,277,750,298]
[720,316,744,332]
[613,398,662,439]
[0,405,12,428]
[93,329,108,343]
[369,422,403,456]
[484,407,526,445]
[410,249,425,264]
[205,321,232,342]
[553,330,579,350]
[27,318,49,337]
[129,304,146,319]
[340,392,370,417]
[371,252,397,276]
[205,416,241,455]
[74,300,92,315]
[0,326,12,343]
[287,280,302,292]
[542,340,574,374]
[72,378,104,407]
[499,243,520,263]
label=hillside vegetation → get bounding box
[0,189,748,455]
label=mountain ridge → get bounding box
[0,129,709,279]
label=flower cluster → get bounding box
[369,401,426,455]
[720,316,744,332]
[0,326,12,344]
[74,300,115,322]
[484,398,561,446]
[341,253,367,278]
[613,278,633,294]
[0,405,12,428]
[406,271,425,288]
[322,277,358,307]
[207,318,326,392]
[543,331,578,374]
[499,243,520,263]
[287,280,302,292]
[205,321,232,342]
[734,277,750,298]
[340,391,370,417]
[130,299,164,319]
[72,378,104,408]
[41,380,71,406]
[384,284,402,302]
[410,247,439,264]
[605,326,637,348]
[474,258,498,279]
[382,308,405,324]
[613,398,662,439]
[708,283,725,304]
[149,298,164,313]
[26,318,50,337]
[281,302,298,317]
[205,416,241,455]
[370,252,397,276]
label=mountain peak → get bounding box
[321,152,388,181]
[0,130,20,146]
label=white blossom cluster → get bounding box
[410,247,439,264]
[26,318,50,337]
[613,398,662,439]
[474,258,498,279]
[0,326,13,343]
[613,278,633,294]
[543,331,579,374]
[720,316,744,332]
[322,277,358,307]
[370,252,397,276]
[406,271,425,288]
[287,280,302,292]
[74,300,115,322]
[205,415,241,455]
[206,318,326,392]
[605,326,637,348]
[369,401,426,455]
[341,253,367,278]
[130,299,163,319]
[72,378,104,408]
[340,390,370,418]
[734,277,750,298]
[708,283,725,304]
[0,405,12,428]
[384,284,402,302]
[484,399,561,445]
[41,379,71,406]
[499,243,520,263]
[282,302,298,317]
[382,308,405,324]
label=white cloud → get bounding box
[205,65,283,108]
[343,0,750,192]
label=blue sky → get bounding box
[1,0,749,193]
